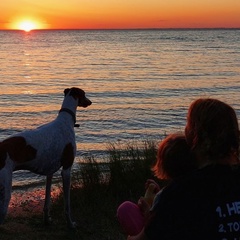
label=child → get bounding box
[117,133,196,236]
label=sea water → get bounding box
[0,29,240,186]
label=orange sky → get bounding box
[0,0,240,30]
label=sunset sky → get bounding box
[0,0,240,30]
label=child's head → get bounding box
[185,98,239,165]
[152,133,196,180]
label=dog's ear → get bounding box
[64,88,71,96]
[68,88,85,99]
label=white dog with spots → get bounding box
[0,87,92,228]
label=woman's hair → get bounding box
[152,133,196,180]
[185,98,240,163]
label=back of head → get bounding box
[152,133,196,180]
[185,98,240,165]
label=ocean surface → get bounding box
[0,29,240,187]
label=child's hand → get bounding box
[145,179,161,193]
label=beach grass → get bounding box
[0,140,164,240]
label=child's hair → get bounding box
[152,133,196,180]
[185,98,240,163]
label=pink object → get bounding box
[117,201,145,236]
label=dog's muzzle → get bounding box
[80,98,92,108]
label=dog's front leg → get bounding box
[43,174,53,225]
[61,168,76,229]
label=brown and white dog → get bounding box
[0,87,92,228]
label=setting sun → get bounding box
[6,16,46,31]
[18,20,37,32]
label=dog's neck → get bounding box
[59,108,76,124]
[58,95,79,127]
[61,94,78,112]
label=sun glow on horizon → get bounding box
[18,20,37,32]
[8,17,46,31]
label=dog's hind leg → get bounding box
[43,174,53,225]
[61,168,76,229]
[0,158,14,224]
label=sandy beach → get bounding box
[8,184,61,218]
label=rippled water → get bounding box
[0,29,240,186]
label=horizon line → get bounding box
[0,27,240,31]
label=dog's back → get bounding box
[2,116,76,175]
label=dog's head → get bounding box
[64,88,92,108]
